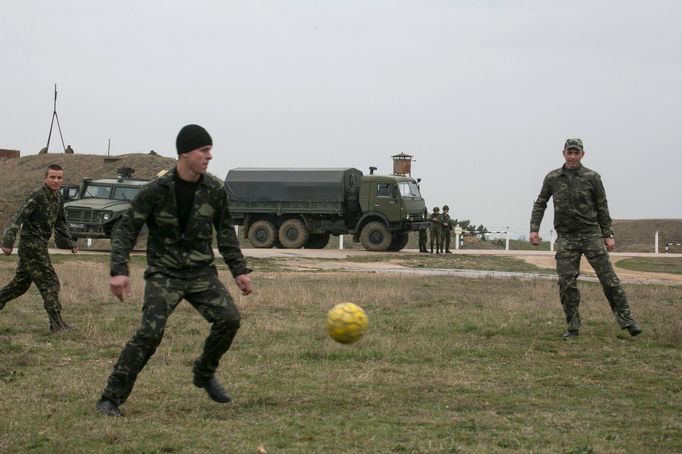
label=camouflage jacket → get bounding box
[429,212,442,232]
[110,167,252,278]
[530,165,613,237]
[439,213,453,231]
[1,184,75,249]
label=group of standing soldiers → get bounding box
[418,205,455,253]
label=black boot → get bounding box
[96,398,123,417]
[625,323,643,337]
[193,375,232,403]
[562,329,579,339]
[48,310,74,332]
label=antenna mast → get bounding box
[45,84,67,152]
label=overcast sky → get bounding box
[2,0,681,238]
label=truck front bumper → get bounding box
[403,221,431,231]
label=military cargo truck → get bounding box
[63,176,149,238]
[225,167,428,251]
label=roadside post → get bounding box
[454,226,462,250]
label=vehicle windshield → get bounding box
[398,181,421,198]
[114,186,141,201]
[60,186,79,200]
[83,184,113,199]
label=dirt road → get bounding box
[243,248,682,285]
[61,246,680,285]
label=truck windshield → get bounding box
[398,181,421,198]
[114,187,141,201]
[61,186,79,200]
[83,184,113,199]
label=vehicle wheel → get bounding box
[248,220,277,248]
[305,233,331,249]
[387,232,409,252]
[278,219,309,249]
[360,221,392,251]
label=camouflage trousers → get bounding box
[430,228,441,250]
[0,242,61,313]
[418,229,427,251]
[555,233,635,331]
[101,270,241,406]
[440,230,451,251]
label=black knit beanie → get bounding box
[176,124,212,154]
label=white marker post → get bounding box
[454,226,462,250]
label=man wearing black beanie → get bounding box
[96,124,253,417]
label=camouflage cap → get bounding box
[564,138,583,151]
[433,207,440,212]
[442,205,449,211]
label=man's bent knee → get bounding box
[132,324,165,348]
[215,318,240,331]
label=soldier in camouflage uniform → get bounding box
[0,164,78,331]
[439,205,454,253]
[530,138,641,339]
[96,125,253,417]
[429,207,441,253]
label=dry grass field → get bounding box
[0,253,680,453]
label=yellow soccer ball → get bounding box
[325,302,369,344]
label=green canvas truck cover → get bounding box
[225,168,363,204]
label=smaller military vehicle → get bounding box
[63,176,149,238]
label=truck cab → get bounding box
[355,174,429,251]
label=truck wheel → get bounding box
[360,221,392,251]
[387,232,409,252]
[278,219,309,249]
[305,233,330,249]
[248,220,277,248]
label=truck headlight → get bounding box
[102,212,111,221]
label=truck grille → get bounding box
[66,208,98,223]
[65,208,105,236]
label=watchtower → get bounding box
[392,153,413,176]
